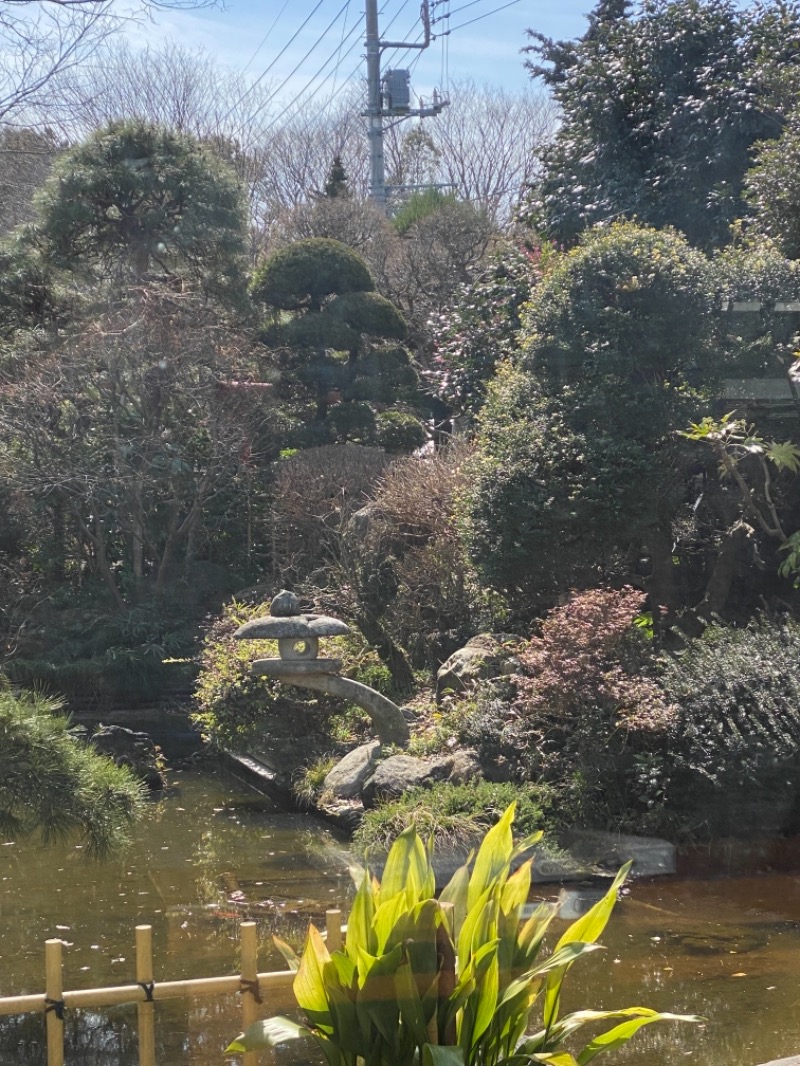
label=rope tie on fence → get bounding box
[44,997,65,1020]
[239,978,262,1004]
[138,981,155,1002]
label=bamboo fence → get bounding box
[0,909,344,1066]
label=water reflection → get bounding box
[553,875,800,1065]
[2,769,800,1066]
[0,766,352,1065]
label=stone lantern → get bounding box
[234,591,409,747]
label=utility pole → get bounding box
[365,0,385,211]
[364,0,448,212]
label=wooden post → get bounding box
[326,910,343,953]
[44,939,64,1066]
[240,921,259,1066]
[136,925,156,1066]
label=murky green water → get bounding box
[1,766,799,1065]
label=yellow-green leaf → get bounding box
[225,1016,310,1054]
[346,867,376,956]
[423,1044,465,1066]
[576,1012,702,1065]
[294,924,332,1020]
[468,803,516,910]
[273,933,301,972]
[544,864,630,1028]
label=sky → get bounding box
[126,0,593,109]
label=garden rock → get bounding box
[436,633,521,700]
[323,741,382,799]
[447,748,481,783]
[91,725,166,790]
[361,754,453,807]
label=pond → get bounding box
[1,765,799,1066]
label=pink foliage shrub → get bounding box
[514,587,676,733]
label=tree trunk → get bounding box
[645,526,677,635]
[155,495,203,592]
[354,610,415,692]
[69,504,127,614]
[697,520,755,621]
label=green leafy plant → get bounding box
[681,413,800,581]
[227,803,697,1065]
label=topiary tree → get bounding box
[252,237,425,448]
[251,237,373,311]
[34,119,248,302]
[460,222,718,613]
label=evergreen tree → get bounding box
[0,688,144,854]
[524,0,800,248]
[323,154,350,199]
[34,119,248,304]
[252,238,425,450]
[461,223,718,611]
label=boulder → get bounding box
[436,633,522,700]
[91,725,166,790]
[323,741,382,799]
[361,754,453,807]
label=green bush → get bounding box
[460,223,718,608]
[650,619,800,838]
[459,605,800,841]
[193,601,383,749]
[391,188,458,236]
[250,237,374,311]
[229,804,697,1064]
[353,779,558,855]
[375,410,427,454]
[6,599,195,706]
[0,686,144,854]
[192,599,306,748]
[458,590,675,832]
[713,234,800,376]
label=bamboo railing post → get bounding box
[135,925,156,1066]
[326,909,343,953]
[44,938,65,1066]
[240,921,259,1066]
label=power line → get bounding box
[239,0,292,77]
[261,11,367,134]
[382,24,425,70]
[431,0,483,24]
[444,0,520,35]
[327,0,353,104]
[218,0,328,127]
[231,0,353,138]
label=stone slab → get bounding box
[235,614,350,639]
[564,828,676,877]
[253,658,342,676]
